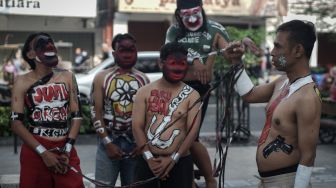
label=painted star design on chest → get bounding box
[110,78,139,106]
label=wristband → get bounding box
[171,152,180,163]
[96,127,105,134]
[71,111,83,119]
[65,137,76,145]
[102,136,112,145]
[234,69,254,96]
[10,112,24,121]
[64,138,75,153]
[35,144,47,155]
[93,120,102,128]
[294,164,313,188]
[142,150,153,160]
[65,143,72,153]
[187,57,194,65]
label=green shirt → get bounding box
[165,20,230,64]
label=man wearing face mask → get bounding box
[90,33,150,187]
[132,41,201,188]
[10,32,84,187]
[165,0,250,187]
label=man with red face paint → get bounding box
[10,32,84,188]
[90,33,150,187]
[132,42,201,188]
[165,0,260,187]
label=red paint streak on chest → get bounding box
[147,89,171,115]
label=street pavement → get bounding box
[1,103,336,188]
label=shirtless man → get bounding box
[90,33,149,186]
[165,1,260,186]
[132,42,201,188]
[233,20,321,187]
[11,32,84,187]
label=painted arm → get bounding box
[132,87,161,176]
[66,72,82,145]
[90,72,122,159]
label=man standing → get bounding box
[90,33,149,186]
[11,32,84,188]
[165,0,259,186]
[234,20,321,187]
[132,42,201,188]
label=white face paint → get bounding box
[278,54,287,68]
[180,6,203,32]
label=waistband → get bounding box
[259,164,298,177]
[29,126,68,138]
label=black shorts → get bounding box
[184,81,211,141]
[135,155,193,188]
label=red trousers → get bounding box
[20,136,84,188]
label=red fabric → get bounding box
[258,85,289,146]
[19,136,84,188]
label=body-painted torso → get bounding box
[145,83,195,155]
[103,67,149,131]
[24,71,71,138]
[25,80,69,128]
[256,76,317,172]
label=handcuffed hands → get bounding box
[105,143,123,159]
[41,151,68,174]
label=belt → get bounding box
[29,126,68,138]
[259,164,298,177]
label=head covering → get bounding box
[176,0,202,9]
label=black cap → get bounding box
[177,0,202,9]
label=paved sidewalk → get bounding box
[1,133,336,188]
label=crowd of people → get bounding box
[9,0,322,188]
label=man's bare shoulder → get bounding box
[182,83,200,102]
[137,80,157,93]
[12,72,36,92]
[93,67,116,82]
[296,83,322,104]
[273,75,288,86]
[54,69,72,79]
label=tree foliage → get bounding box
[290,0,336,32]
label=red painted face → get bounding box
[162,53,188,83]
[180,6,203,31]
[114,39,137,69]
[33,35,58,67]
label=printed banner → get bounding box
[118,0,287,16]
[0,0,97,17]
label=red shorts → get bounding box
[19,136,84,188]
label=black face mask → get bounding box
[33,35,58,67]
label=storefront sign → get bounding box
[118,0,287,16]
[0,0,96,17]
